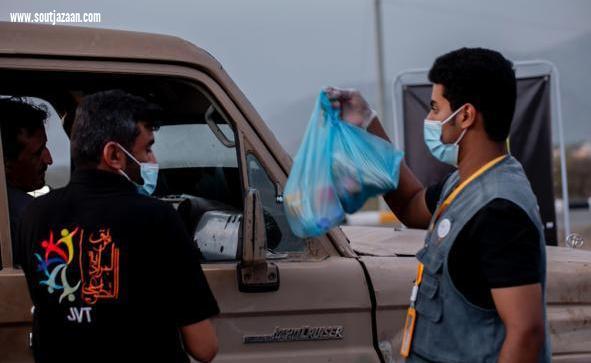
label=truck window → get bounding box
[246,154,304,253]
[0,73,247,265]
[153,107,243,262]
[154,122,239,204]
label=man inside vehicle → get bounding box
[0,97,53,266]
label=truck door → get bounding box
[197,76,382,362]
[0,56,381,363]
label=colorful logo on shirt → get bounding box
[35,228,81,303]
[35,227,120,305]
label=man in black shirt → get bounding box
[19,90,219,363]
[327,47,547,362]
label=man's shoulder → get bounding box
[7,186,34,204]
[24,186,67,211]
[469,198,539,238]
[473,197,533,221]
[106,193,181,228]
[24,186,176,220]
[7,186,34,216]
[128,194,177,215]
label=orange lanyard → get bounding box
[429,154,508,229]
[400,155,506,358]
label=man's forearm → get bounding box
[493,284,545,363]
[366,116,391,143]
[366,118,430,228]
[498,328,544,363]
[383,186,429,229]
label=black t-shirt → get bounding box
[19,170,220,363]
[425,176,542,309]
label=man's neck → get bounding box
[6,179,30,194]
[96,164,119,174]
[458,139,507,184]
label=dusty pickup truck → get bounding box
[0,23,590,363]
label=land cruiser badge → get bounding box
[243,326,344,344]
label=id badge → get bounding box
[400,306,416,357]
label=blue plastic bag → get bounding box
[284,90,404,238]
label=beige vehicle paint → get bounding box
[0,23,589,363]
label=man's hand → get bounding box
[493,283,545,363]
[324,86,430,228]
[324,87,377,129]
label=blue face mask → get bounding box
[423,106,467,167]
[116,144,159,196]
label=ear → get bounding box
[458,103,477,129]
[102,141,126,171]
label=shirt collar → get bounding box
[70,168,137,192]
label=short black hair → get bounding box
[428,47,516,142]
[71,90,161,168]
[0,97,48,161]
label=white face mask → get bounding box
[423,106,467,167]
[116,144,159,196]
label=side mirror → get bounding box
[195,211,241,261]
[177,196,242,262]
[237,188,280,292]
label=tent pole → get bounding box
[550,63,572,240]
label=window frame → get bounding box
[245,151,306,254]
[0,57,344,270]
[0,126,13,268]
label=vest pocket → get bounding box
[416,275,442,322]
[415,248,444,323]
[417,249,444,275]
